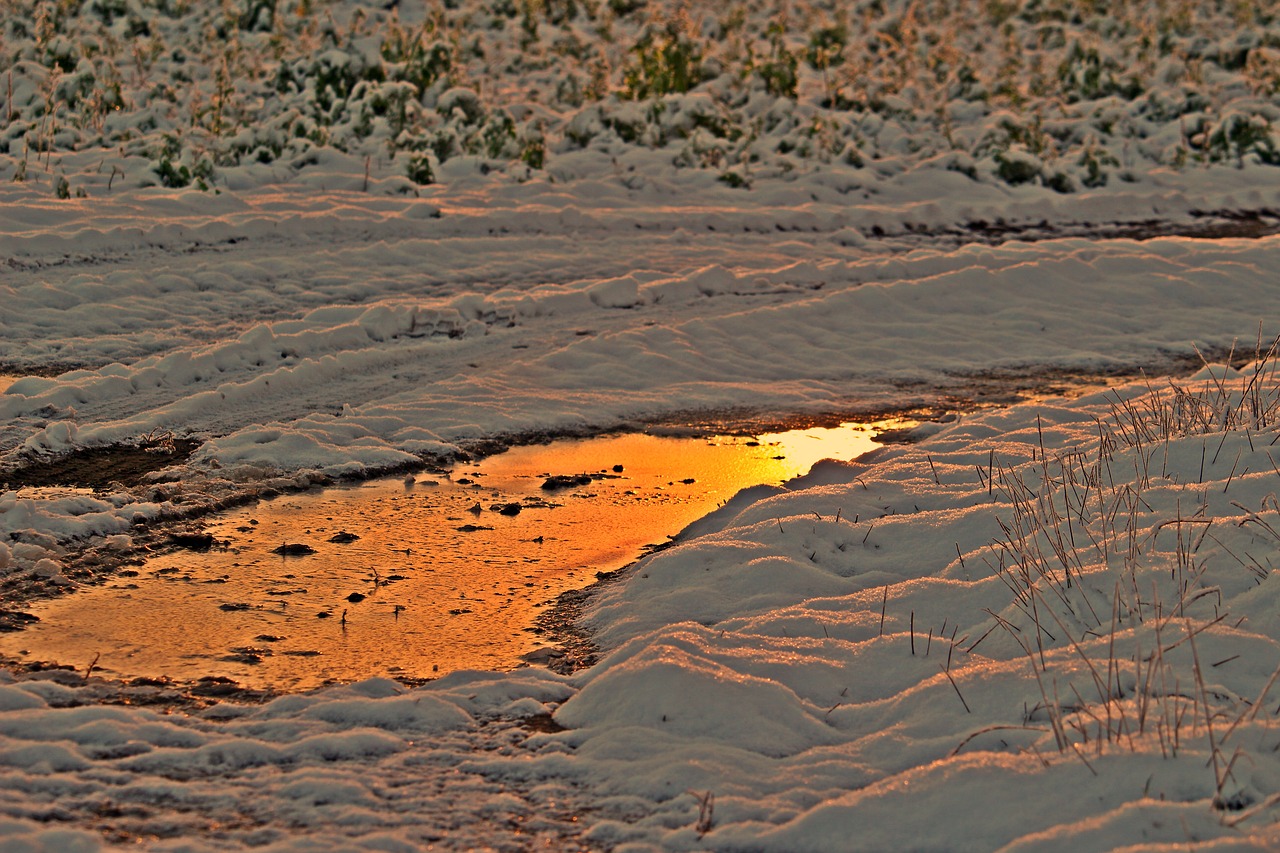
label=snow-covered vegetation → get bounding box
[3,0,1279,196]
[4,0,1280,850]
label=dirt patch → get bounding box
[0,655,278,712]
[937,209,1280,247]
[529,571,620,675]
[944,345,1257,406]
[2,440,201,491]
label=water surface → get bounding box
[2,423,894,690]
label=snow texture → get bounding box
[5,0,1280,849]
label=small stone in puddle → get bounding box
[347,592,367,603]
[493,502,522,516]
[0,611,40,630]
[272,542,316,556]
[223,649,266,664]
[255,634,286,642]
[541,473,594,490]
[191,677,243,697]
[521,648,563,665]
[456,524,493,532]
[218,602,252,611]
[328,531,360,543]
[169,532,217,550]
[680,478,696,484]
[612,464,624,472]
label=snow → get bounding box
[12,365,1280,851]
[546,369,1280,850]
[5,0,1280,848]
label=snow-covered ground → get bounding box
[5,0,1280,849]
[10,364,1280,850]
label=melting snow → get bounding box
[4,0,1280,848]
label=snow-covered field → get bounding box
[5,0,1280,849]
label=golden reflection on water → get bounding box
[2,422,895,690]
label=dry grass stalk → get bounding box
[941,344,1280,817]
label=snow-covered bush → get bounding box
[1,0,1278,195]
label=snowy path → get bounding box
[6,191,1280,851]
[5,143,1280,853]
[7,187,1280,472]
[2,188,877,446]
[4,186,1280,594]
[10,361,1280,851]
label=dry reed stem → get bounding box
[940,666,971,713]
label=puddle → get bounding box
[1,422,897,691]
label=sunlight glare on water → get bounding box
[2,422,900,691]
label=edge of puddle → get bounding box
[0,413,925,696]
[1,422,907,689]
[0,368,1151,697]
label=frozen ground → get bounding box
[5,0,1280,849]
